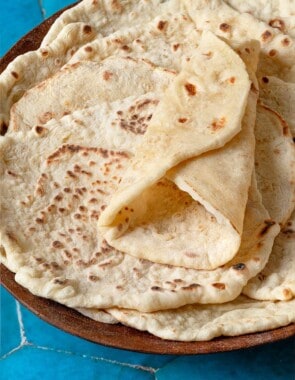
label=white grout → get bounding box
[6,302,157,375]
[16,301,27,345]
[35,344,157,374]
[1,344,23,360]
[38,0,46,19]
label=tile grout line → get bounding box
[1,344,24,360]
[35,344,157,374]
[16,301,28,345]
[38,0,46,19]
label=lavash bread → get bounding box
[253,104,295,226]
[0,108,279,312]
[183,0,295,82]
[98,31,251,232]
[0,22,97,133]
[41,0,179,47]
[107,296,295,341]
[0,0,294,341]
[0,0,180,133]
[243,211,295,301]
[100,41,259,269]
[7,57,175,134]
[259,76,295,136]
[225,0,295,37]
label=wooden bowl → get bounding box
[1,5,294,355]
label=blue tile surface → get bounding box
[1,2,295,379]
[1,346,154,380]
[156,339,295,380]
[0,0,43,56]
[41,0,75,18]
[0,287,21,356]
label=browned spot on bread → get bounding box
[185,252,198,258]
[52,241,64,249]
[84,45,93,52]
[63,187,71,193]
[81,170,92,176]
[173,279,184,283]
[6,232,18,243]
[281,38,291,46]
[121,45,131,51]
[269,19,285,33]
[1,121,8,135]
[212,283,226,290]
[41,50,49,57]
[282,228,295,236]
[232,263,246,270]
[89,275,99,282]
[35,218,44,224]
[7,170,18,177]
[262,76,269,83]
[116,285,123,290]
[74,213,82,220]
[151,286,164,291]
[173,43,180,51]
[53,279,66,285]
[11,71,19,79]
[261,30,273,42]
[178,118,188,123]
[211,117,226,132]
[111,0,123,12]
[259,220,276,237]
[283,288,292,299]
[79,206,87,212]
[185,83,197,96]
[281,119,289,136]
[157,20,168,31]
[99,260,112,268]
[54,194,63,202]
[258,273,266,281]
[38,112,53,124]
[219,23,231,32]
[103,71,113,81]
[83,25,92,34]
[253,257,260,262]
[228,77,236,84]
[66,170,77,179]
[35,186,45,196]
[73,164,81,173]
[47,205,56,212]
[88,198,98,204]
[269,49,277,57]
[202,51,212,59]
[181,283,200,290]
[63,250,72,259]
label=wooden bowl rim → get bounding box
[1,4,294,355]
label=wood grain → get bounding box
[0,4,294,354]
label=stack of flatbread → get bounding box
[0,0,294,342]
